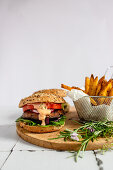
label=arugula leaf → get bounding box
[61,103,68,111]
[16,116,66,127]
[50,116,66,126]
[16,117,37,126]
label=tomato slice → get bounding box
[23,105,34,112]
[23,103,61,112]
[46,103,61,109]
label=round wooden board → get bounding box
[16,107,113,151]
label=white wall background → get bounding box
[0,0,113,107]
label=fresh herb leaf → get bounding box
[61,103,68,111]
[16,116,66,127]
[50,116,66,126]
[16,117,37,126]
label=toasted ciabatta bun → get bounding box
[33,89,67,97]
[19,92,66,108]
[18,122,64,133]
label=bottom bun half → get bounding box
[17,122,65,133]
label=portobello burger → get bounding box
[16,92,69,133]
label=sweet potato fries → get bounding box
[61,74,113,105]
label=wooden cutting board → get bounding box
[16,107,113,151]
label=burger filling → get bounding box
[20,103,67,126]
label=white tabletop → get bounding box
[0,107,113,170]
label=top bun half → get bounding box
[33,89,67,97]
[19,92,66,108]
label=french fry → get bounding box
[100,80,112,94]
[104,87,113,105]
[109,87,113,96]
[98,75,105,84]
[98,81,112,104]
[97,92,107,105]
[91,74,94,80]
[106,80,112,92]
[71,86,85,93]
[101,79,107,90]
[88,74,94,96]
[61,84,72,91]
[90,97,97,106]
[85,77,90,94]
[95,75,105,96]
[61,84,86,93]
[99,89,107,97]
[93,76,98,95]
[88,75,98,96]
[95,83,101,96]
[96,79,107,98]
[61,84,85,92]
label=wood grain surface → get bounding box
[16,107,113,151]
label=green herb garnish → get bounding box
[61,103,67,110]
[50,120,113,161]
[16,116,66,127]
[98,143,113,155]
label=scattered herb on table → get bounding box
[50,120,113,161]
[98,143,113,155]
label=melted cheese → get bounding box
[31,103,51,125]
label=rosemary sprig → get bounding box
[50,120,113,161]
[98,143,113,155]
